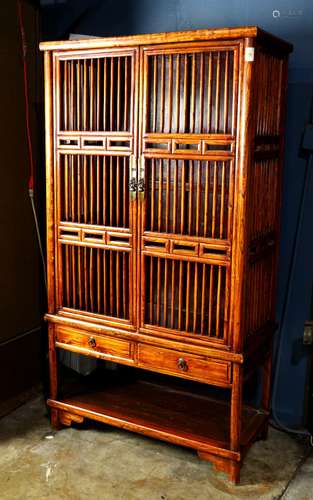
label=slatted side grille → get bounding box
[255,52,283,136]
[246,252,275,335]
[59,154,129,227]
[59,55,132,132]
[144,256,227,339]
[145,158,233,239]
[245,51,286,338]
[248,158,278,242]
[146,50,235,134]
[61,245,130,319]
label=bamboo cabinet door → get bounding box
[53,48,139,331]
[138,43,239,346]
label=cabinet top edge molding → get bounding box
[39,25,293,54]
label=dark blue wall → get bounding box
[42,0,313,427]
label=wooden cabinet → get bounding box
[40,26,292,483]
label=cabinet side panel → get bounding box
[44,51,55,313]
[245,49,288,342]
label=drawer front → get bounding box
[55,326,133,363]
[138,344,231,386]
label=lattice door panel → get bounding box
[61,245,131,320]
[139,43,238,345]
[53,48,138,328]
[143,256,228,340]
[57,50,135,133]
[144,158,234,240]
[58,154,130,228]
[56,152,135,326]
[142,44,238,135]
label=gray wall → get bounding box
[42,0,313,427]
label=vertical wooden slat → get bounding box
[83,59,87,130]
[200,265,206,334]
[90,59,94,129]
[151,159,155,231]
[203,161,209,237]
[96,58,100,130]
[103,251,107,315]
[223,52,229,133]
[76,60,81,130]
[70,155,75,221]
[89,156,94,225]
[116,251,120,317]
[156,257,161,323]
[215,52,221,132]
[77,247,82,310]
[97,249,101,312]
[175,54,180,132]
[163,259,168,326]
[116,156,120,227]
[185,262,191,331]
[190,53,196,132]
[199,53,204,132]
[170,259,175,328]
[123,253,127,317]
[195,161,201,236]
[149,257,154,323]
[207,52,212,132]
[168,54,173,132]
[216,266,222,337]
[173,160,178,233]
[193,262,198,332]
[84,247,88,310]
[180,160,186,234]
[110,57,114,130]
[109,251,113,314]
[71,246,76,308]
[183,54,188,131]
[188,160,193,235]
[212,161,217,238]
[65,246,70,305]
[208,265,214,335]
[220,161,225,238]
[109,156,113,226]
[160,55,165,132]
[158,159,162,231]
[90,248,94,312]
[165,159,170,233]
[117,57,121,130]
[96,156,100,225]
[178,261,183,329]
[63,61,68,129]
[64,155,69,219]
[83,156,87,223]
[124,57,128,131]
[152,55,157,132]
[103,57,107,130]
[103,156,107,226]
[77,156,81,223]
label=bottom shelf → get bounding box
[48,375,267,464]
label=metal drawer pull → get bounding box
[177,357,188,371]
[88,337,96,348]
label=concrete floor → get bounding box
[0,396,312,500]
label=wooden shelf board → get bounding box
[48,378,267,461]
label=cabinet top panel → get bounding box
[39,26,292,54]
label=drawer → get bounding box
[138,344,232,386]
[55,326,133,363]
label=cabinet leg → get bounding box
[50,408,62,430]
[260,349,273,440]
[198,451,241,484]
[230,364,243,452]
